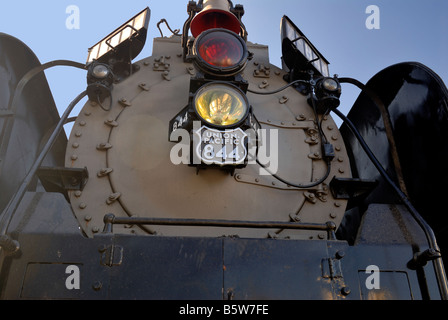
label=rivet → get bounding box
[338,168,345,173]
[79,203,87,209]
[72,143,79,149]
[334,202,341,208]
[335,146,341,151]
[84,111,91,116]
[75,131,82,137]
[318,233,325,239]
[79,121,86,127]
[338,157,344,162]
[92,281,102,291]
[92,226,100,233]
[71,155,78,161]
[331,135,338,141]
[327,125,334,130]
[74,191,82,198]
[255,178,260,183]
[330,212,337,219]
[84,215,92,222]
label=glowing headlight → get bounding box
[193,29,248,76]
[194,83,249,128]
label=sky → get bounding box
[1,0,447,131]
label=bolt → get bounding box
[336,250,345,260]
[341,286,351,296]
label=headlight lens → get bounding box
[194,83,248,127]
[322,78,339,92]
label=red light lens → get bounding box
[197,31,244,68]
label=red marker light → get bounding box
[198,31,243,67]
[193,29,248,76]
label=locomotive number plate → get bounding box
[195,126,247,166]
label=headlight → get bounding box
[313,77,342,112]
[193,29,248,76]
[321,78,339,92]
[194,82,249,128]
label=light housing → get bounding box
[190,0,241,37]
[86,62,114,107]
[194,82,249,128]
[313,77,342,112]
[192,28,248,76]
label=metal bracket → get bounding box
[99,244,124,267]
[0,110,14,117]
[321,255,343,279]
[330,177,378,199]
[253,63,271,78]
[37,166,89,192]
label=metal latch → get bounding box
[99,244,124,267]
[321,251,345,279]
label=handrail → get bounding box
[102,213,337,240]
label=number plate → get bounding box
[194,126,247,166]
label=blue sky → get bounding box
[1,0,447,130]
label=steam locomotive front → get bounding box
[1,0,447,301]
[68,1,351,240]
